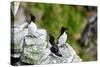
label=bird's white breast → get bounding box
[28,22,37,35]
[58,32,67,46]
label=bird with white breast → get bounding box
[57,27,67,48]
[28,14,37,38]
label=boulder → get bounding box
[20,36,82,64]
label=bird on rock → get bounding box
[28,14,37,38]
[57,27,67,48]
[49,34,62,57]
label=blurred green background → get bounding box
[20,2,97,61]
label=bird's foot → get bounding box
[60,44,68,48]
[26,35,33,38]
[55,52,63,57]
[26,35,38,39]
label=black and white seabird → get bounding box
[28,14,37,38]
[49,34,62,57]
[57,27,67,48]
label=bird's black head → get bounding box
[49,34,55,44]
[30,14,35,23]
[61,27,67,32]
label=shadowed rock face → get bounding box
[79,12,97,47]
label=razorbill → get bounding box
[57,27,67,48]
[28,14,37,38]
[49,34,62,57]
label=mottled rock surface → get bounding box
[20,36,82,65]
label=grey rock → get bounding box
[20,36,82,64]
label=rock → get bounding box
[11,24,81,65]
[40,43,82,64]
[11,28,28,58]
[20,36,48,64]
[11,4,28,59]
[20,36,82,64]
[35,29,47,42]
